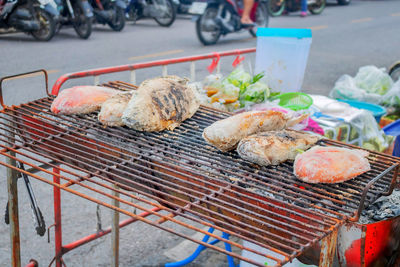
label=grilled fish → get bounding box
[122,76,200,132]
[51,86,120,115]
[294,146,371,184]
[98,91,133,127]
[203,110,308,152]
[237,130,320,166]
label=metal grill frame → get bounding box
[1,50,399,267]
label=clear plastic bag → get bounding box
[329,74,382,104]
[354,65,393,95]
[329,65,395,105]
[381,79,400,109]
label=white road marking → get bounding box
[129,50,184,61]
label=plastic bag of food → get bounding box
[225,65,252,86]
[329,75,382,104]
[203,73,223,86]
[381,79,400,109]
[311,95,393,152]
[238,80,270,108]
[354,65,393,95]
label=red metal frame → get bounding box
[45,48,257,267]
[51,48,256,96]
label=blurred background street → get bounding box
[1,0,400,266]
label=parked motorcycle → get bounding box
[191,0,269,45]
[55,0,94,38]
[267,0,325,17]
[0,0,57,41]
[89,0,126,31]
[125,0,176,27]
[174,0,192,14]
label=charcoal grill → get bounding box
[1,65,399,267]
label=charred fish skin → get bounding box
[237,130,320,166]
[98,91,133,127]
[203,110,309,152]
[122,76,200,132]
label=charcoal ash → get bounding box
[359,189,400,224]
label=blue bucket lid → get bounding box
[256,28,312,38]
[337,99,386,117]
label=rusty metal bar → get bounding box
[350,164,399,222]
[111,184,120,267]
[0,70,49,109]
[53,167,63,267]
[62,207,161,254]
[4,113,21,267]
[319,227,338,267]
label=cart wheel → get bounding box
[389,61,400,82]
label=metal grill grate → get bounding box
[0,81,398,266]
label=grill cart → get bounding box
[1,48,399,267]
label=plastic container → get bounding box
[337,99,386,123]
[255,28,312,93]
[383,119,400,157]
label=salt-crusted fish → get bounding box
[294,146,371,184]
[98,91,133,127]
[203,110,308,152]
[122,76,200,132]
[51,86,120,115]
[237,130,320,166]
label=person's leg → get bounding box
[241,0,255,24]
[300,0,307,17]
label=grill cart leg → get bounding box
[53,168,63,267]
[5,116,21,267]
[111,185,120,267]
[319,228,338,267]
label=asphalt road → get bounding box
[0,0,400,266]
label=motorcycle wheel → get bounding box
[267,0,285,17]
[154,0,176,27]
[249,2,269,37]
[72,1,92,39]
[31,8,56,41]
[308,0,326,15]
[108,7,125,31]
[196,6,221,46]
[389,62,400,82]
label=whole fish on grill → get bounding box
[51,86,120,115]
[294,146,371,184]
[203,110,308,152]
[237,130,320,166]
[98,91,133,127]
[122,76,200,132]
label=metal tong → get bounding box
[4,162,46,236]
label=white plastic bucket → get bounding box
[255,28,312,93]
